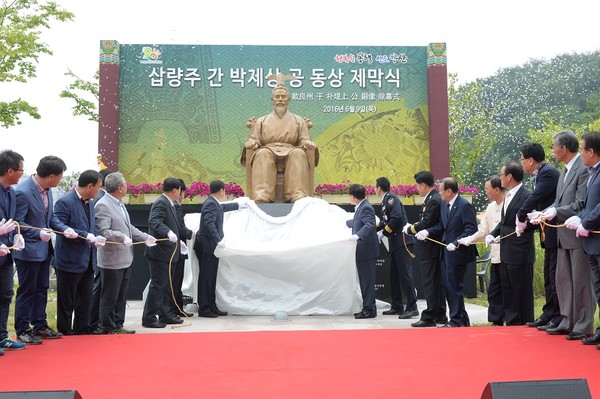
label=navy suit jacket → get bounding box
[431,195,478,265]
[50,189,97,273]
[0,185,17,267]
[13,176,54,262]
[145,194,182,263]
[377,192,414,253]
[491,185,536,264]
[346,199,380,262]
[517,162,560,248]
[194,196,238,255]
[580,166,600,255]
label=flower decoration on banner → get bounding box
[315,181,478,197]
[127,182,163,197]
[128,181,244,199]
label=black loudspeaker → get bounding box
[481,379,591,399]
[0,390,82,399]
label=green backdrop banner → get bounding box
[117,44,429,188]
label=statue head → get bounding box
[271,84,290,109]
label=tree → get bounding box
[59,68,99,122]
[448,73,499,187]
[0,0,73,128]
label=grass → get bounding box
[7,283,58,338]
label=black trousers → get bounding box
[419,257,446,323]
[357,257,377,312]
[56,264,94,335]
[196,250,219,314]
[142,258,172,323]
[99,267,130,332]
[89,268,102,331]
[500,262,534,325]
[539,247,561,324]
[487,263,505,324]
[389,246,417,312]
[169,258,186,315]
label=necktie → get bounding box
[40,189,49,211]
[81,198,90,223]
[563,166,568,182]
[532,171,538,190]
[502,192,511,217]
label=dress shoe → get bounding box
[115,327,136,334]
[353,311,362,317]
[582,334,600,345]
[354,311,376,319]
[491,322,504,326]
[546,326,570,335]
[142,321,166,328]
[382,308,402,315]
[178,311,193,317]
[211,309,228,316]
[411,320,436,328]
[526,318,547,328]
[90,328,108,335]
[537,322,557,331]
[198,311,218,318]
[566,332,589,341]
[159,316,184,325]
[434,318,448,325]
[399,309,419,319]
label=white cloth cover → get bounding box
[182,197,363,315]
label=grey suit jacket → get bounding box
[94,193,151,270]
[554,155,588,249]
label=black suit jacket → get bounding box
[580,166,600,256]
[145,194,181,263]
[407,189,443,259]
[517,162,560,248]
[491,185,536,264]
[377,192,414,253]
[174,201,193,260]
[194,196,238,254]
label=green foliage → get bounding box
[57,170,80,193]
[0,0,74,128]
[59,68,99,122]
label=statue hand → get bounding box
[302,141,317,150]
[244,140,260,150]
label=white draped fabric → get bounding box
[182,197,363,315]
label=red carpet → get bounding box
[0,327,597,398]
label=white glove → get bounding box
[234,196,250,209]
[349,234,359,242]
[457,236,473,246]
[541,207,557,221]
[217,239,226,248]
[123,237,133,247]
[402,223,412,234]
[576,224,590,238]
[565,215,581,230]
[515,216,527,237]
[13,234,25,251]
[446,243,456,252]
[63,228,78,239]
[39,229,52,242]
[94,235,106,248]
[145,236,157,247]
[0,218,17,235]
[0,244,10,256]
[415,230,429,241]
[527,210,543,225]
[180,241,189,255]
[485,234,500,247]
[167,230,178,243]
[86,233,97,244]
[377,231,384,243]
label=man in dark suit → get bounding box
[194,180,246,317]
[517,143,561,331]
[403,171,446,327]
[346,184,379,319]
[142,177,185,328]
[430,177,478,327]
[489,161,536,325]
[50,170,105,335]
[170,178,194,317]
[375,177,418,319]
[0,150,26,353]
[564,130,600,349]
[14,155,67,344]
[532,131,594,339]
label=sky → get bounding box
[2,0,600,175]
